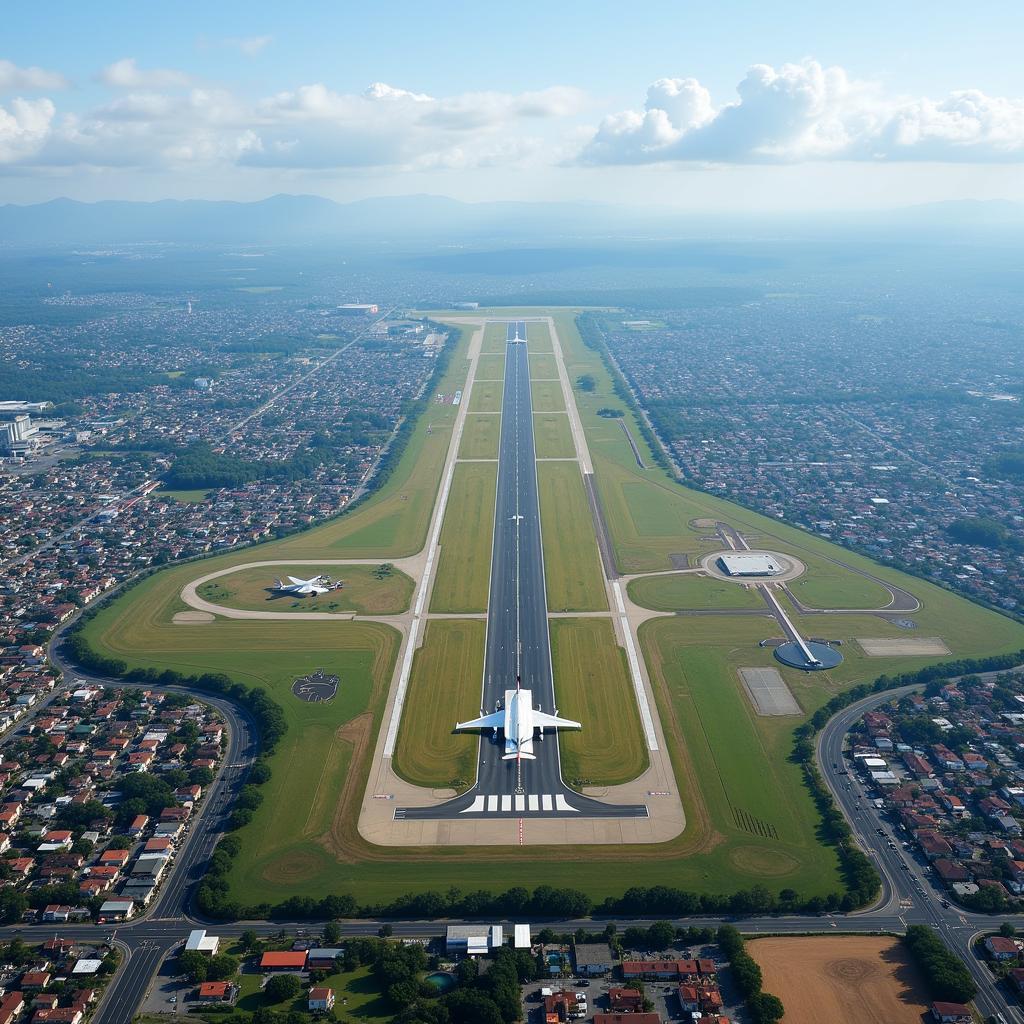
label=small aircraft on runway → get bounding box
[455,675,580,760]
[272,574,342,596]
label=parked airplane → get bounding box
[272,574,340,596]
[455,676,580,760]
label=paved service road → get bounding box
[398,322,646,821]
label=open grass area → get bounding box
[528,353,558,379]
[531,378,566,412]
[550,617,648,787]
[392,619,483,792]
[480,321,510,354]
[430,462,496,613]
[224,963,392,1022]
[526,321,553,352]
[787,556,893,609]
[458,413,500,460]
[475,353,505,380]
[469,379,503,412]
[627,573,764,611]
[78,587,400,900]
[533,413,575,459]
[196,563,413,615]
[155,488,211,504]
[537,461,607,612]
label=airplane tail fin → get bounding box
[503,751,535,761]
[274,578,283,588]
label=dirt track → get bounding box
[750,935,930,1024]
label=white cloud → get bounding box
[579,60,1024,164]
[99,58,192,89]
[0,97,55,162]
[5,78,582,174]
[0,60,67,92]
[230,35,272,57]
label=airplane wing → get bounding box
[455,711,504,731]
[533,711,581,730]
[287,576,308,586]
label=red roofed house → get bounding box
[259,951,307,972]
[608,989,643,1013]
[308,988,334,1013]
[931,1002,972,1024]
[196,982,236,1004]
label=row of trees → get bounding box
[716,926,785,1024]
[903,925,977,1004]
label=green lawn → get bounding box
[551,617,648,786]
[529,353,558,379]
[197,564,413,615]
[537,461,608,612]
[526,321,554,352]
[469,380,503,412]
[475,353,505,380]
[531,379,566,413]
[155,488,211,504]
[480,321,511,354]
[392,618,483,791]
[787,556,893,609]
[627,573,764,612]
[430,462,496,613]
[458,414,500,460]
[533,413,575,459]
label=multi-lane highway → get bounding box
[399,323,645,821]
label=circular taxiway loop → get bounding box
[699,549,806,584]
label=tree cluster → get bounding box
[716,926,785,1024]
[903,925,977,1004]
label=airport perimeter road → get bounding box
[398,322,645,821]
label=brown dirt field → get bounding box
[749,935,931,1024]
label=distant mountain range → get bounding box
[0,194,1020,245]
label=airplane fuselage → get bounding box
[455,686,581,761]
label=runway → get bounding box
[398,322,646,821]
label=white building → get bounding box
[446,924,503,955]
[186,929,220,954]
[718,552,782,577]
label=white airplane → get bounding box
[272,575,336,596]
[455,677,580,760]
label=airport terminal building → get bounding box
[718,552,782,577]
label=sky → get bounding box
[2,0,1024,211]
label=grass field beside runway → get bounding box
[469,380,503,412]
[78,596,401,898]
[531,379,566,413]
[475,353,505,380]
[430,462,497,614]
[550,617,648,787]
[196,564,414,616]
[537,461,608,612]
[480,321,511,354]
[391,619,483,792]
[458,414,500,460]
[533,413,575,459]
[627,573,764,612]
[527,321,554,353]
[787,556,893,608]
[528,353,558,379]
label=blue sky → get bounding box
[2,1,1023,208]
